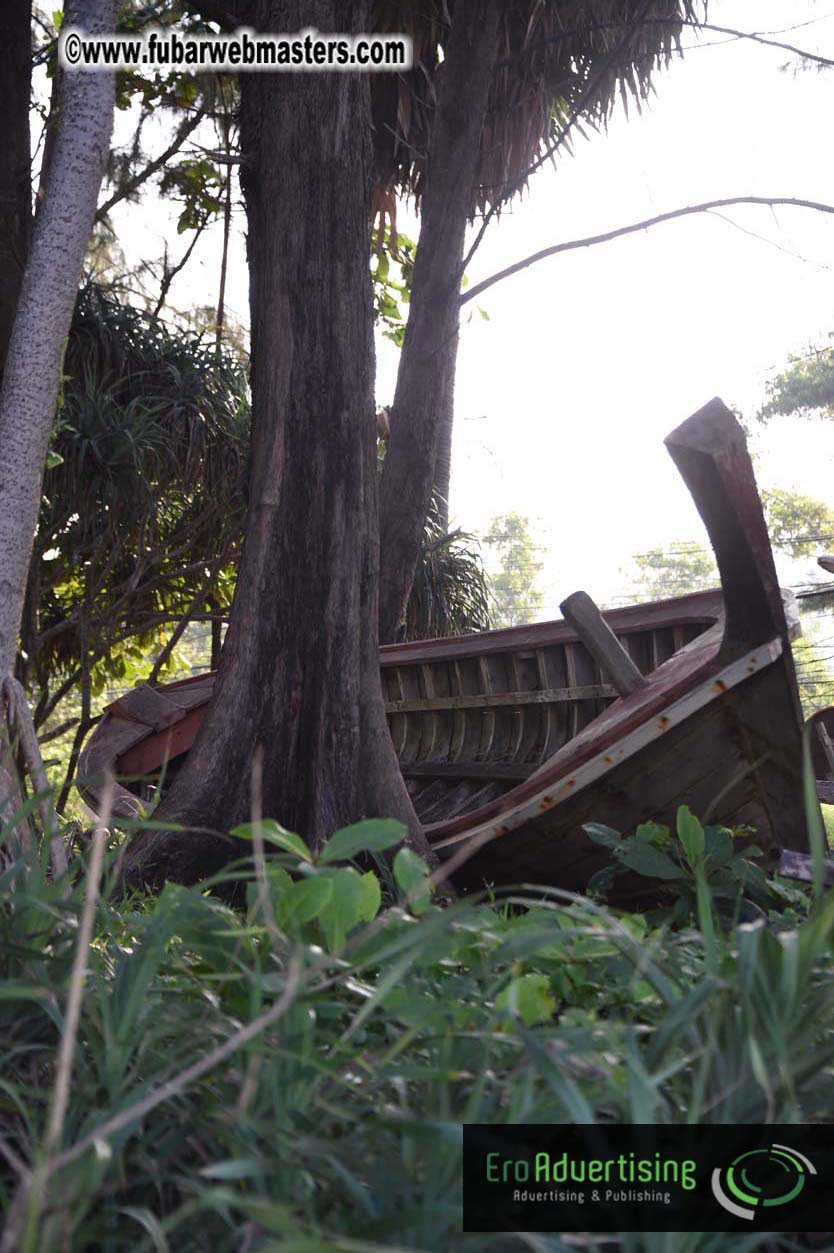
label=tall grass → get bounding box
[1,795,834,1251]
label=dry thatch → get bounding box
[372,0,704,216]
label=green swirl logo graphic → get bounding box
[711,1144,816,1220]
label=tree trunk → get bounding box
[377,0,500,644]
[432,369,456,532]
[121,0,433,890]
[0,0,33,387]
[0,0,115,821]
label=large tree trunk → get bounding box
[0,1,33,386]
[121,0,433,889]
[377,0,500,644]
[0,0,115,822]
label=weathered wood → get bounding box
[816,721,834,781]
[108,684,187,729]
[403,761,537,780]
[383,683,615,713]
[559,591,649,697]
[779,848,834,886]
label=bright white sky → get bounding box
[109,0,834,616]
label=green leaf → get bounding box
[318,818,406,865]
[582,822,621,849]
[704,825,734,868]
[357,870,381,922]
[231,820,312,862]
[616,841,684,881]
[279,875,333,928]
[496,973,556,1026]
[676,805,705,866]
[318,867,367,952]
[393,847,431,915]
[634,821,669,846]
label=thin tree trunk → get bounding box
[377,0,500,644]
[0,0,33,386]
[121,0,432,889]
[0,0,116,820]
[215,86,233,352]
[432,372,456,531]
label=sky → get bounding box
[108,0,834,617]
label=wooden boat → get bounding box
[79,399,810,899]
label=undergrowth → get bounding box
[1,802,834,1252]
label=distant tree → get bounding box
[628,541,718,600]
[626,490,834,602]
[761,489,834,558]
[759,337,834,421]
[483,513,544,627]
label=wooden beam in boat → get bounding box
[384,682,616,714]
[403,761,537,780]
[559,590,649,698]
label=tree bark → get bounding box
[0,0,115,822]
[121,0,433,889]
[0,0,33,387]
[377,0,500,644]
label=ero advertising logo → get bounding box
[711,1143,817,1221]
[462,1125,833,1233]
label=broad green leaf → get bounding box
[704,825,734,868]
[677,805,705,866]
[279,875,333,927]
[617,842,684,881]
[393,847,431,914]
[496,973,556,1026]
[357,870,381,922]
[318,867,367,952]
[318,818,406,865]
[634,821,669,846]
[231,819,312,862]
[582,822,621,849]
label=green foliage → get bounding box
[759,336,834,421]
[584,809,806,928]
[3,791,834,1250]
[482,512,544,627]
[761,487,834,557]
[404,503,492,641]
[370,227,416,348]
[24,282,248,800]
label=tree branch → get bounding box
[460,196,834,307]
[499,19,834,75]
[95,105,207,223]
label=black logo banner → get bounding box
[462,1124,834,1232]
